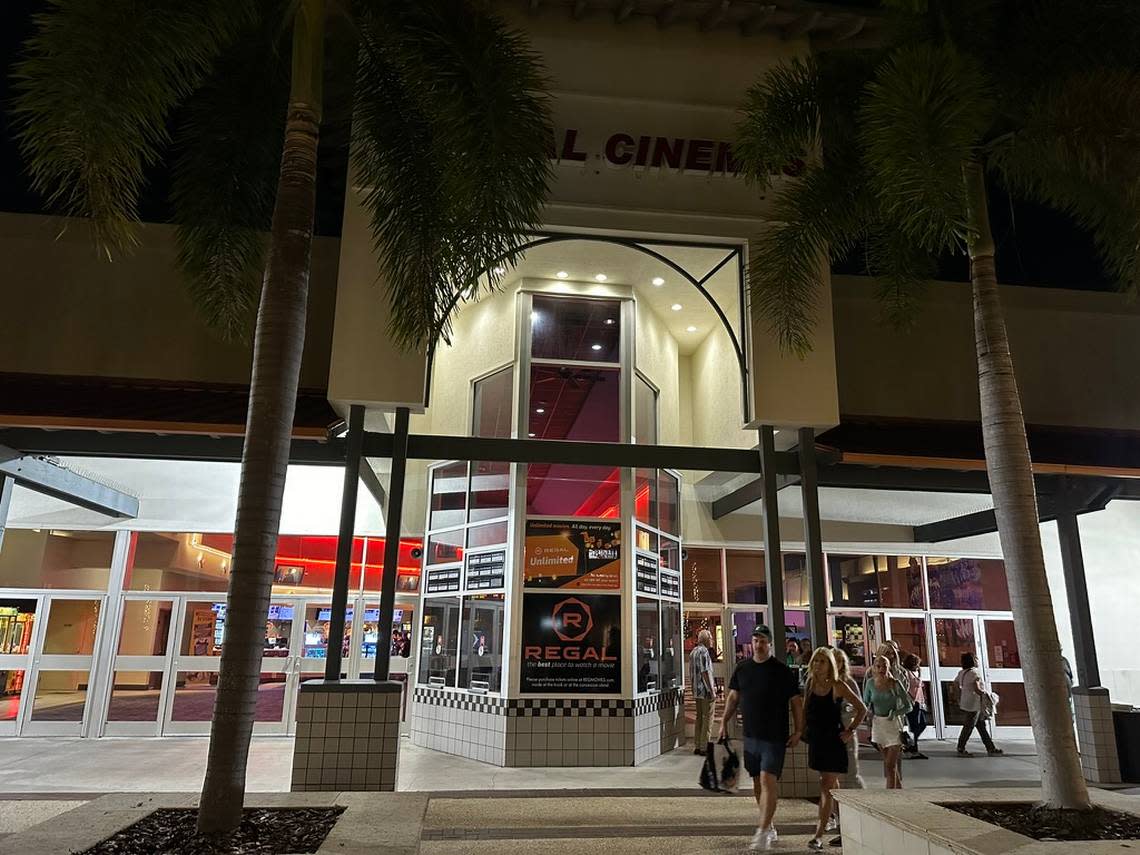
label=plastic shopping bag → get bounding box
[698,736,740,793]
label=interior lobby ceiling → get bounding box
[486,238,742,356]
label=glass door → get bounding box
[103,596,176,736]
[0,596,40,736]
[21,595,106,736]
[885,614,935,730]
[163,596,296,735]
[830,612,870,683]
[726,607,767,667]
[978,617,1032,738]
[931,614,981,737]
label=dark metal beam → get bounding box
[363,432,800,476]
[700,0,730,30]
[740,4,775,36]
[615,0,636,22]
[0,427,344,465]
[1058,511,1101,688]
[759,427,785,654]
[798,429,828,648]
[375,408,411,682]
[711,471,800,520]
[325,405,364,681]
[0,450,139,519]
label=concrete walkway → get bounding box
[0,735,1044,796]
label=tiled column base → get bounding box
[633,689,684,764]
[291,679,401,792]
[411,688,508,765]
[1074,686,1122,784]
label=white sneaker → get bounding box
[808,837,824,851]
[825,816,838,832]
[748,827,776,851]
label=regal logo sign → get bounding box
[551,127,805,178]
[521,592,621,694]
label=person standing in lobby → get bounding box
[719,624,805,852]
[690,629,716,755]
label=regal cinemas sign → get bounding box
[551,127,804,177]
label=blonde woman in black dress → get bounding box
[803,647,867,851]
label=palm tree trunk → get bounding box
[963,160,1090,811]
[197,0,325,835]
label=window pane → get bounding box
[726,549,765,604]
[659,537,680,573]
[528,365,620,442]
[459,594,505,692]
[525,464,620,517]
[832,614,867,674]
[660,602,682,690]
[425,530,464,566]
[472,367,514,438]
[531,295,620,362]
[467,521,508,550]
[0,529,114,590]
[470,461,510,522]
[983,619,1021,669]
[635,376,657,445]
[731,610,765,664]
[634,468,657,527]
[264,603,294,657]
[880,555,925,609]
[300,603,351,661]
[107,671,164,721]
[127,532,231,593]
[43,599,101,655]
[993,682,1031,726]
[635,527,658,554]
[636,598,660,693]
[657,471,679,535]
[0,670,26,721]
[179,601,226,656]
[170,672,216,721]
[682,547,723,603]
[782,554,810,609]
[888,617,929,666]
[417,597,460,687]
[31,671,88,721]
[933,617,977,669]
[939,681,971,727]
[430,463,468,530]
[0,600,37,655]
[828,554,920,609]
[927,558,1010,611]
[116,600,173,656]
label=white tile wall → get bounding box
[1075,690,1122,784]
[291,684,401,792]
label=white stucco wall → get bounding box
[690,326,750,449]
[634,298,680,445]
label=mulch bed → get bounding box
[942,801,1140,842]
[78,807,345,855]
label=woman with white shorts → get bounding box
[862,655,911,788]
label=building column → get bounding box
[758,426,785,654]
[0,475,13,552]
[375,406,410,682]
[324,405,365,681]
[798,428,827,649]
[1057,510,1121,784]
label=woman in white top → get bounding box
[955,652,1003,756]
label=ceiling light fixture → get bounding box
[652,277,665,286]
[535,408,545,414]
[528,432,536,437]
[594,273,608,282]
[686,325,697,332]
[591,343,602,351]
[671,303,682,311]
[556,271,568,279]
[604,318,615,325]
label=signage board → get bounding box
[524,519,621,590]
[465,549,507,591]
[425,566,461,594]
[520,592,621,694]
[635,553,659,595]
[659,569,681,600]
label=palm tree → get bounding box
[14,0,551,835]
[736,0,1140,812]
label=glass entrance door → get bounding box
[21,596,106,736]
[0,597,40,735]
[931,614,981,737]
[102,596,176,736]
[830,612,870,682]
[885,614,934,730]
[163,596,298,735]
[978,617,1032,737]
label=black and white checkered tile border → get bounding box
[412,687,684,718]
[413,687,507,714]
[632,687,683,715]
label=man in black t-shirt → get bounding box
[718,624,804,851]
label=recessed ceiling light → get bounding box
[591,344,602,351]
[604,318,615,325]
[671,303,682,311]
[535,408,545,414]
[594,273,608,282]
[686,325,697,332]
[528,432,536,437]
[652,277,665,286]
[493,266,506,275]
[556,271,568,279]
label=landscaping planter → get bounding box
[834,787,1140,855]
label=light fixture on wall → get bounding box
[591,343,602,351]
[555,271,568,279]
[652,277,665,286]
[535,408,545,414]
[594,273,608,282]
[671,303,682,311]
[686,325,697,332]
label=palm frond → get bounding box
[860,43,993,255]
[352,0,552,349]
[171,9,292,341]
[735,57,822,189]
[863,224,937,329]
[12,0,253,257]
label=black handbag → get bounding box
[698,736,740,793]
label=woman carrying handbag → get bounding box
[862,655,912,788]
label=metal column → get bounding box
[374,407,410,681]
[325,405,365,681]
[1057,511,1101,688]
[0,475,13,552]
[798,428,828,649]
[759,426,785,654]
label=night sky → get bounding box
[0,0,1114,291]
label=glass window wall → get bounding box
[527,365,620,442]
[525,464,620,517]
[636,598,659,693]
[828,554,923,610]
[530,295,620,362]
[472,367,514,438]
[681,547,723,603]
[459,594,505,692]
[0,529,115,590]
[927,558,1010,611]
[418,597,460,687]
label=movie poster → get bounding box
[523,519,621,590]
[520,592,621,694]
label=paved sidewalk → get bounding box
[0,735,1044,796]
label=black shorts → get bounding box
[743,737,787,779]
